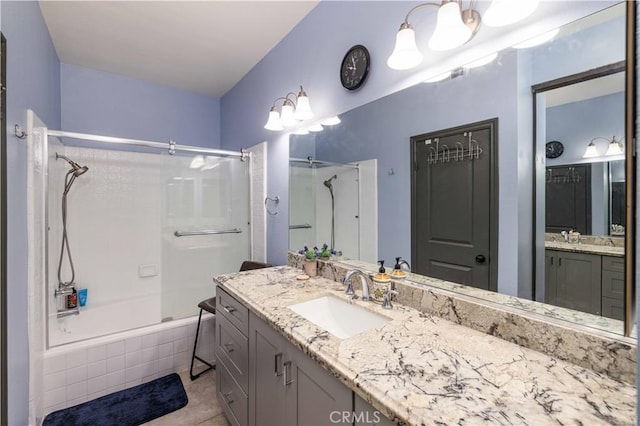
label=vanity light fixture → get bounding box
[292,128,310,135]
[264,85,314,131]
[388,0,538,71]
[582,136,624,158]
[512,28,559,49]
[308,123,324,132]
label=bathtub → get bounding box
[41,306,215,420]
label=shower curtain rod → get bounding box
[47,130,247,159]
[289,156,359,169]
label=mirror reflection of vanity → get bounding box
[289,2,633,337]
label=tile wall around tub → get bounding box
[41,315,215,417]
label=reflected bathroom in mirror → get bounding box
[289,2,632,336]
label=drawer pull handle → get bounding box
[222,391,234,404]
[223,342,234,353]
[274,353,283,377]
[283,360,294,386]
[223,305,237,314]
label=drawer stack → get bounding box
[215,287,249,426]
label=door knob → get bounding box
[475,255,486,264]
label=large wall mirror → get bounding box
[289,2,634,337]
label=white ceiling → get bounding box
[39,1,319,97]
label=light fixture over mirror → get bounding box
[582,136,624,158]
[264,85,314,131]
[387,0,539,70]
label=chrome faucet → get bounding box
[398,259,411,272]
[343,269,372,301]
[560,230,570,243]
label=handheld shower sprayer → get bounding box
[323,175,337,189]
[56,153,89,177]
[55,153,89,289]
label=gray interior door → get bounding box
[411,119,497,291]
[545,164,592,234]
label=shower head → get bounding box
[57,153,89,176]
[323,175,337,189]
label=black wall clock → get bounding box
[340,45,370,91]
[545,140,564,159]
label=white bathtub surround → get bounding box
[214,267,635,425]
[41,315,215,418]
[289,253,636,384]
[248,142,267,263]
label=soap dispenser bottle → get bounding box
[378,260,386,274]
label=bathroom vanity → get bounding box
[213,265,635,425]
[544,240,624,320]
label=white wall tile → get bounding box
[141,360,158,378]
[158,329,173,345]
[125,366,142,382]
[158,342,172,358]
[66,382,87,401]
[66,365,87,385]
[125,351,141,369]
[106,371,125,388]
[67,396,87,407]
[107,355,125,373]
[87,360,107,379]
[44,354,66,375]
[43,389,67,410]
[86,345,107,363]
[142,333,158,348]
[173,338,188,354]
[142,373,159,384]
[125,337,142,353]
[87,389,109,401]
[107,341,125,358]
[173,325,189,340]
[158,355,173,372]
[44,371,66,392]
[142,347,158,363]
[107,384,125,394]
[66,349,87,367]
[126,379,142,389]
[87,376,107,395]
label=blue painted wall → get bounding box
[2,2,61,425]
[61,63,221,148]
[220,0,615,270]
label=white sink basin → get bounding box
[289,295,390,339]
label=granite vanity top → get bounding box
[214,267,636,425]
[545,241,625,257]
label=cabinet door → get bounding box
[285,345,352,426]
[556,252,602,315]
[354,394,395,426]
[602,296,624,320]
[248,312,287,426]
[544,250,557,304]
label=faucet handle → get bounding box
[381,287,399,310]
[343,276,355,296]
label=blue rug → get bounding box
[43,373,188,426]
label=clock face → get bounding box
[340,45,370,91]
[546,140,564,159]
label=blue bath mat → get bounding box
[43,373,188,426]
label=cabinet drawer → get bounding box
[217,360,248,426]
[602,296,625,321]
[602,256,624,273]
[602,269,624,300]
[217,286,249,336]
[216,313,249,394]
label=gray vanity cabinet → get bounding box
[248,311,352,425]
[354,394,395,426]
[545,250,602,315]
[216,288,250,426]
[601,256,624,320]
[248,312,287,426]
[284,344,352,426]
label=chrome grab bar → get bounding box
[174,228,242,237]
[289,224,312,230]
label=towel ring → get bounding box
[265,196,280,215]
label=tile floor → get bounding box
[145,369,230,426]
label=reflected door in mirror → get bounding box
[545,165,591,234]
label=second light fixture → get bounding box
[264,85,314,131]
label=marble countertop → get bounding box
[545,241,624,257]
[214,267,636,425]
